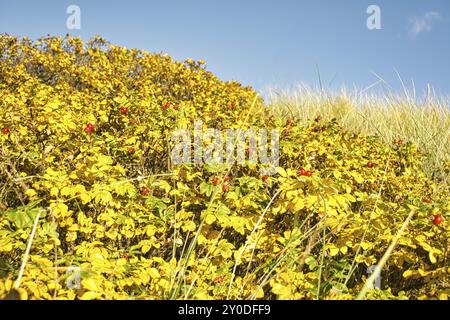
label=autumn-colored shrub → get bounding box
[0,35,448,300]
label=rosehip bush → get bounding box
[0,35,448,300]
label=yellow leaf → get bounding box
[361,241,372,250]
[146,225,157,237]
[276,167,287,177]
[140,272,150,285]
[148,268,160,278]
[79,291,101,300]
[53,203,69,217]
[25,189,37,198]
[293,198,305,211]
[403,270,416,279]
[0,238,13,252]
[142,245,151,254]
[16,288,28,300]
[329,247,340,257]
[95,191,112,204]
[271,283,291,298]
[82,278,100,292]
[50,187,59,197]
[80,193,91,205]
[60,186,72,197]
[205,214,216,225]
[255,287,264,299]
[429,252,437,264]
[305,195,318,207]
[158,180,171,193]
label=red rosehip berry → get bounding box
[424,195,431,204]
[128,147,136,154]
[140,187,150,197]
[214,275,225,284]
[162,102,171,110]
[433,215,443,225]
[84,123,95,134]
[212,176,220,186]
[223,175,231,182]
[120,107,128,115]
[298,167,307,176]
[286,118,295,127]
[282,128,291,136]
[2,127,10,135]
[261,175,269,183]
[222,184,230,192]
[367,161,374,168]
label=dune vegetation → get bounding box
[267,86,450,182]
[0,35,448,300]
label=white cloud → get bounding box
[408,11,442,37]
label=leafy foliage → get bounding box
[0,35,449,300]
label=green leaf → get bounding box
[199,181,213,197]
[4,202,43,229]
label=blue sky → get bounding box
[1,0,449,95]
